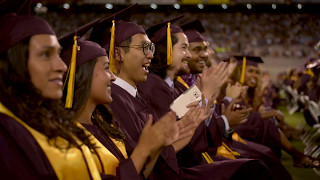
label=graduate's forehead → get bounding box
[131,33,151,44]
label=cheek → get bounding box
[28,59,44,88]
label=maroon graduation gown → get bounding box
[216,100,292,180]
[0,113,58,180]
[110,82,269,180]
[234,112,282,158]
[136,74,274,179]
[81,123,142,180]
[142,75,290,180]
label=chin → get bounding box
[248,83,256,88]
[139,76,148,83]
[43,91,62,100]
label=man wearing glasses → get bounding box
[90,5,196,179]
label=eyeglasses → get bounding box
[119,42,155,56]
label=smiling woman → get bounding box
[28,34,66,99]
[0,13,101,180]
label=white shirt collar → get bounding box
[164,76,174,89]
[113,76,137,97]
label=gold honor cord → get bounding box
[202,152,214,164]
[222,142,241,157]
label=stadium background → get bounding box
[29,0,320,80]
[9,0,320,179]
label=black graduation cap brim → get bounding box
[181,19,207,43]
[146,15,184,43]
[0,0,31,16]
[59,18,107,67]
[0,14,55,54]
[89,3,138,47]
[58,18,100,50]
[233,55,264,67]
[221,56,238,63]
[181,19,205,34]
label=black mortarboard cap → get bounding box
[146,15,184,43]
[181,19,207,43]
[89,3,145,51]
[0,0,31,16]
[0,12,55,54]
[59,19,107,108]
[89,4,145,73]
[233,55,264,67]
[59,18,107,67]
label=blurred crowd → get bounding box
[37,10,320,58]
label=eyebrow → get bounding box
[140,40,152,44]
[182,43,189,46]
[39,45,62,51]
[192,46,202,49]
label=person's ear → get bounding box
[114,47,123,63]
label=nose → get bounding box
[186,49,192,59]
[146,50,154,59]
[53,54,67,73]
[200,50,209,59]
[200,50,205,57]
[109,70,116,82]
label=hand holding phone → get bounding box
[170,85,202,118]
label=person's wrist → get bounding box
[202,89,212,100]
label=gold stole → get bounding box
[0,103,101,180]
[232,132,247,144]
[77,123,128,175]
[176,76,190,89]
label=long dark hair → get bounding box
[62,58,125,142]
[0,37,95,150]
[149,34,179,79]
[229,64,262,110]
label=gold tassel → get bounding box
[306,63,315,77]
[109,20,117,74]
[65,35,78,108]
[167,22,172,66]
[230,58,233,64]
[240,56,246,85]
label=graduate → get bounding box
[0,2,101,179]
[137,16,274,179]
[89,4,273,180]
[229,55,320,168]
[176,19,293,180]
[60,16,184,179]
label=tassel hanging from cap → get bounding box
[230,58,233,64]
[167,22,173,66]
[240,56,246,85]
[65,35,78,108]
[109,20,117,74]
[306,63,315,77]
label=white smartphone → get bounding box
[170,85,202,118]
